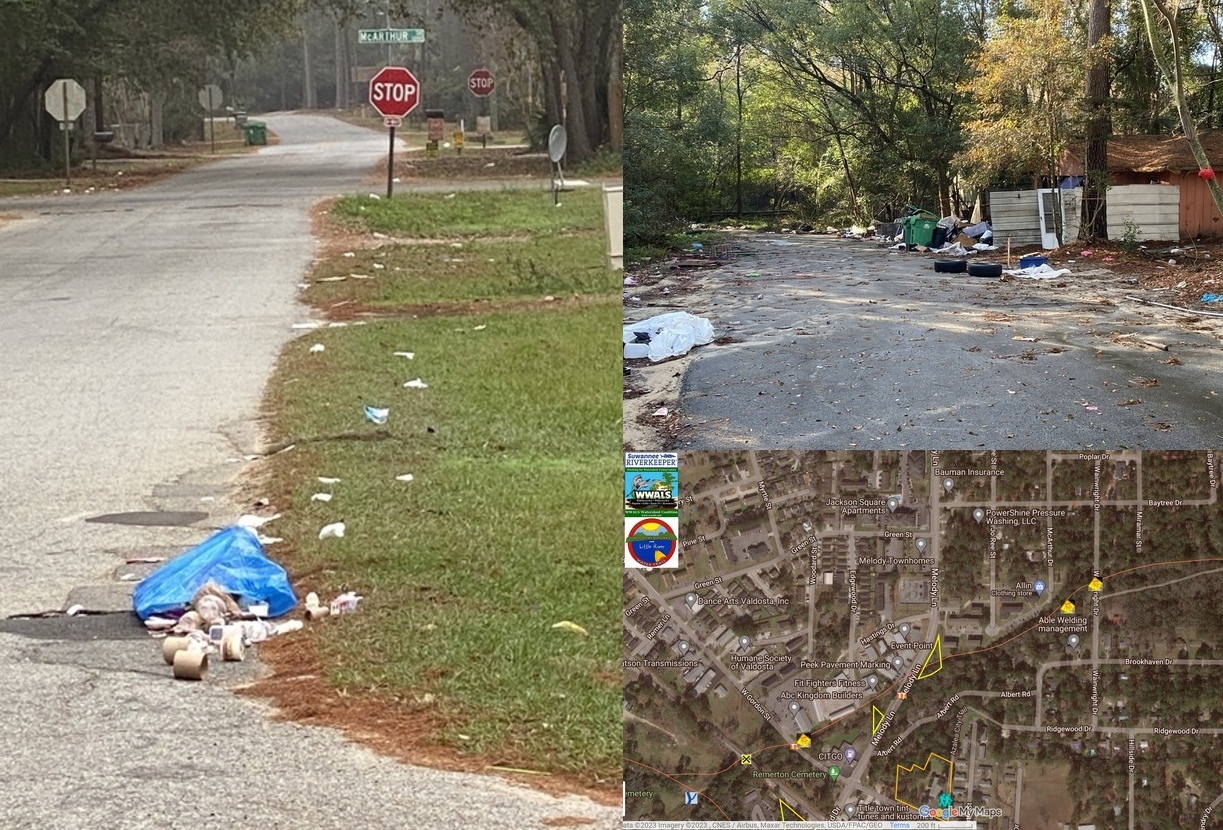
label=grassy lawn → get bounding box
[335,186,604,238]
[263,185,621,783]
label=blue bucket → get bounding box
[1019,255,1047,269]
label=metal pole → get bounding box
[387,124,395,199]
[207,87,215,154]
[62,84,71,187]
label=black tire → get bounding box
[933,260,966,273]
[968,262,1003,278]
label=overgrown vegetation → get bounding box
[626,0,1223,247]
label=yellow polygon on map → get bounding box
[1060,599,1076,614]
[872,705,886,734]
[1089,577,1103,592]
[779,798,806,822]
[894,752,955,810]
[795,734,811,748]
[917,634,943,679]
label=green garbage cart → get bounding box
[243,121,267,146]
[900,209,938,248]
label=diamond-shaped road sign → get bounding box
[44,79,86,122]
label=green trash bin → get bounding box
[901,210,938,247]
[243,121,267,146]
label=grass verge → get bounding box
[256,185,621,789]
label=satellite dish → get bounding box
[547,125,567,163]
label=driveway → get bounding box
[0,112,616,829]
[624,233,1223,448]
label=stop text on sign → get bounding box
[372,82,418,102]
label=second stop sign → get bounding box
[468,68,495,97]
[369,66,421,118]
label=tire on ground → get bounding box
[968,262,1003,278]
[933,260,966,273]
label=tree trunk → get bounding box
[1140,0,1223,224]
[607,4,622,152]
[1081,0,1111,242]
[735,45,743,219]
[302,28,316,109]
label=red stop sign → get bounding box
[369,66,421,117]
[468,68,495,97]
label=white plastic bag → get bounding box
[622,312,715,362]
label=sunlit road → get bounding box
[0,113,615,829]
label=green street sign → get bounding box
[359,29,425,44]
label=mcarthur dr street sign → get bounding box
[359,29,425,44]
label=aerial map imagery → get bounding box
[623,450,1223,829]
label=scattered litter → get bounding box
[316,276,347,282]
[1003,264,1072,280]
[551,620,589,637]
[120,573,141,582]
[653,407,669,417]
[318,522,346,540]
[126,557,166,565]
[310,343,325,353]
[933,242,969,257]
[342,251,355,257]
[306,592,320,609]
[327,322,348,328]
[311,493,333,502]
[237,513,281,529]
[349,273,372,280]
[329,592,362,614]
[372,263,385,270]
[318,477,341,484]
[472,324,486,331]
[1080,250,1093,257]
[1133,376,1159,388]
[622,312,715,361]
[365,405,389,425]
[257,535,283,545]
[1085,406,1099,412]
[393,351,415,359]
[624,276,638,286]
[1118,399,1142,407]
[1203,293,1222,303]
[395,474,415,482]
[66,604,84,616]
[1012,336,1040,342]
[403,378,429,389]
[291,321,323,329]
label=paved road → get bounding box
[0,113,616,829]
[633,234,1223,448]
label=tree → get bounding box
[1081,0,1111,241]
[956,0,1085,242]
[1138,0,1223,222]
[440,0,620,161]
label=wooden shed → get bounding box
[1061,132,1223,239]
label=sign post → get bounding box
[44,79,86,187]
[198,84,222,154]
[368,66,421,199]
[468,69,494,149]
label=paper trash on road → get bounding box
[623,312,715,362]
[318,477,341,484]
[318,521,346,540]
[403,378,429,389]
[933,242,969,256]
[393,351,415,359]
[311,493,333,502]
[237,513,281,529]
[395,474,415,482]
[309,343,325,353]
[1002,264,1072,280]
[365,405,389,425]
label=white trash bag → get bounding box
[623,312,715,362]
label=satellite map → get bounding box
[623,450,1223,829]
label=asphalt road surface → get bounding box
[0,113,616,829]
[630,234,1223,448]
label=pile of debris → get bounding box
[135,525,361,681]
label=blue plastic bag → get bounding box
[132,526,297,620]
